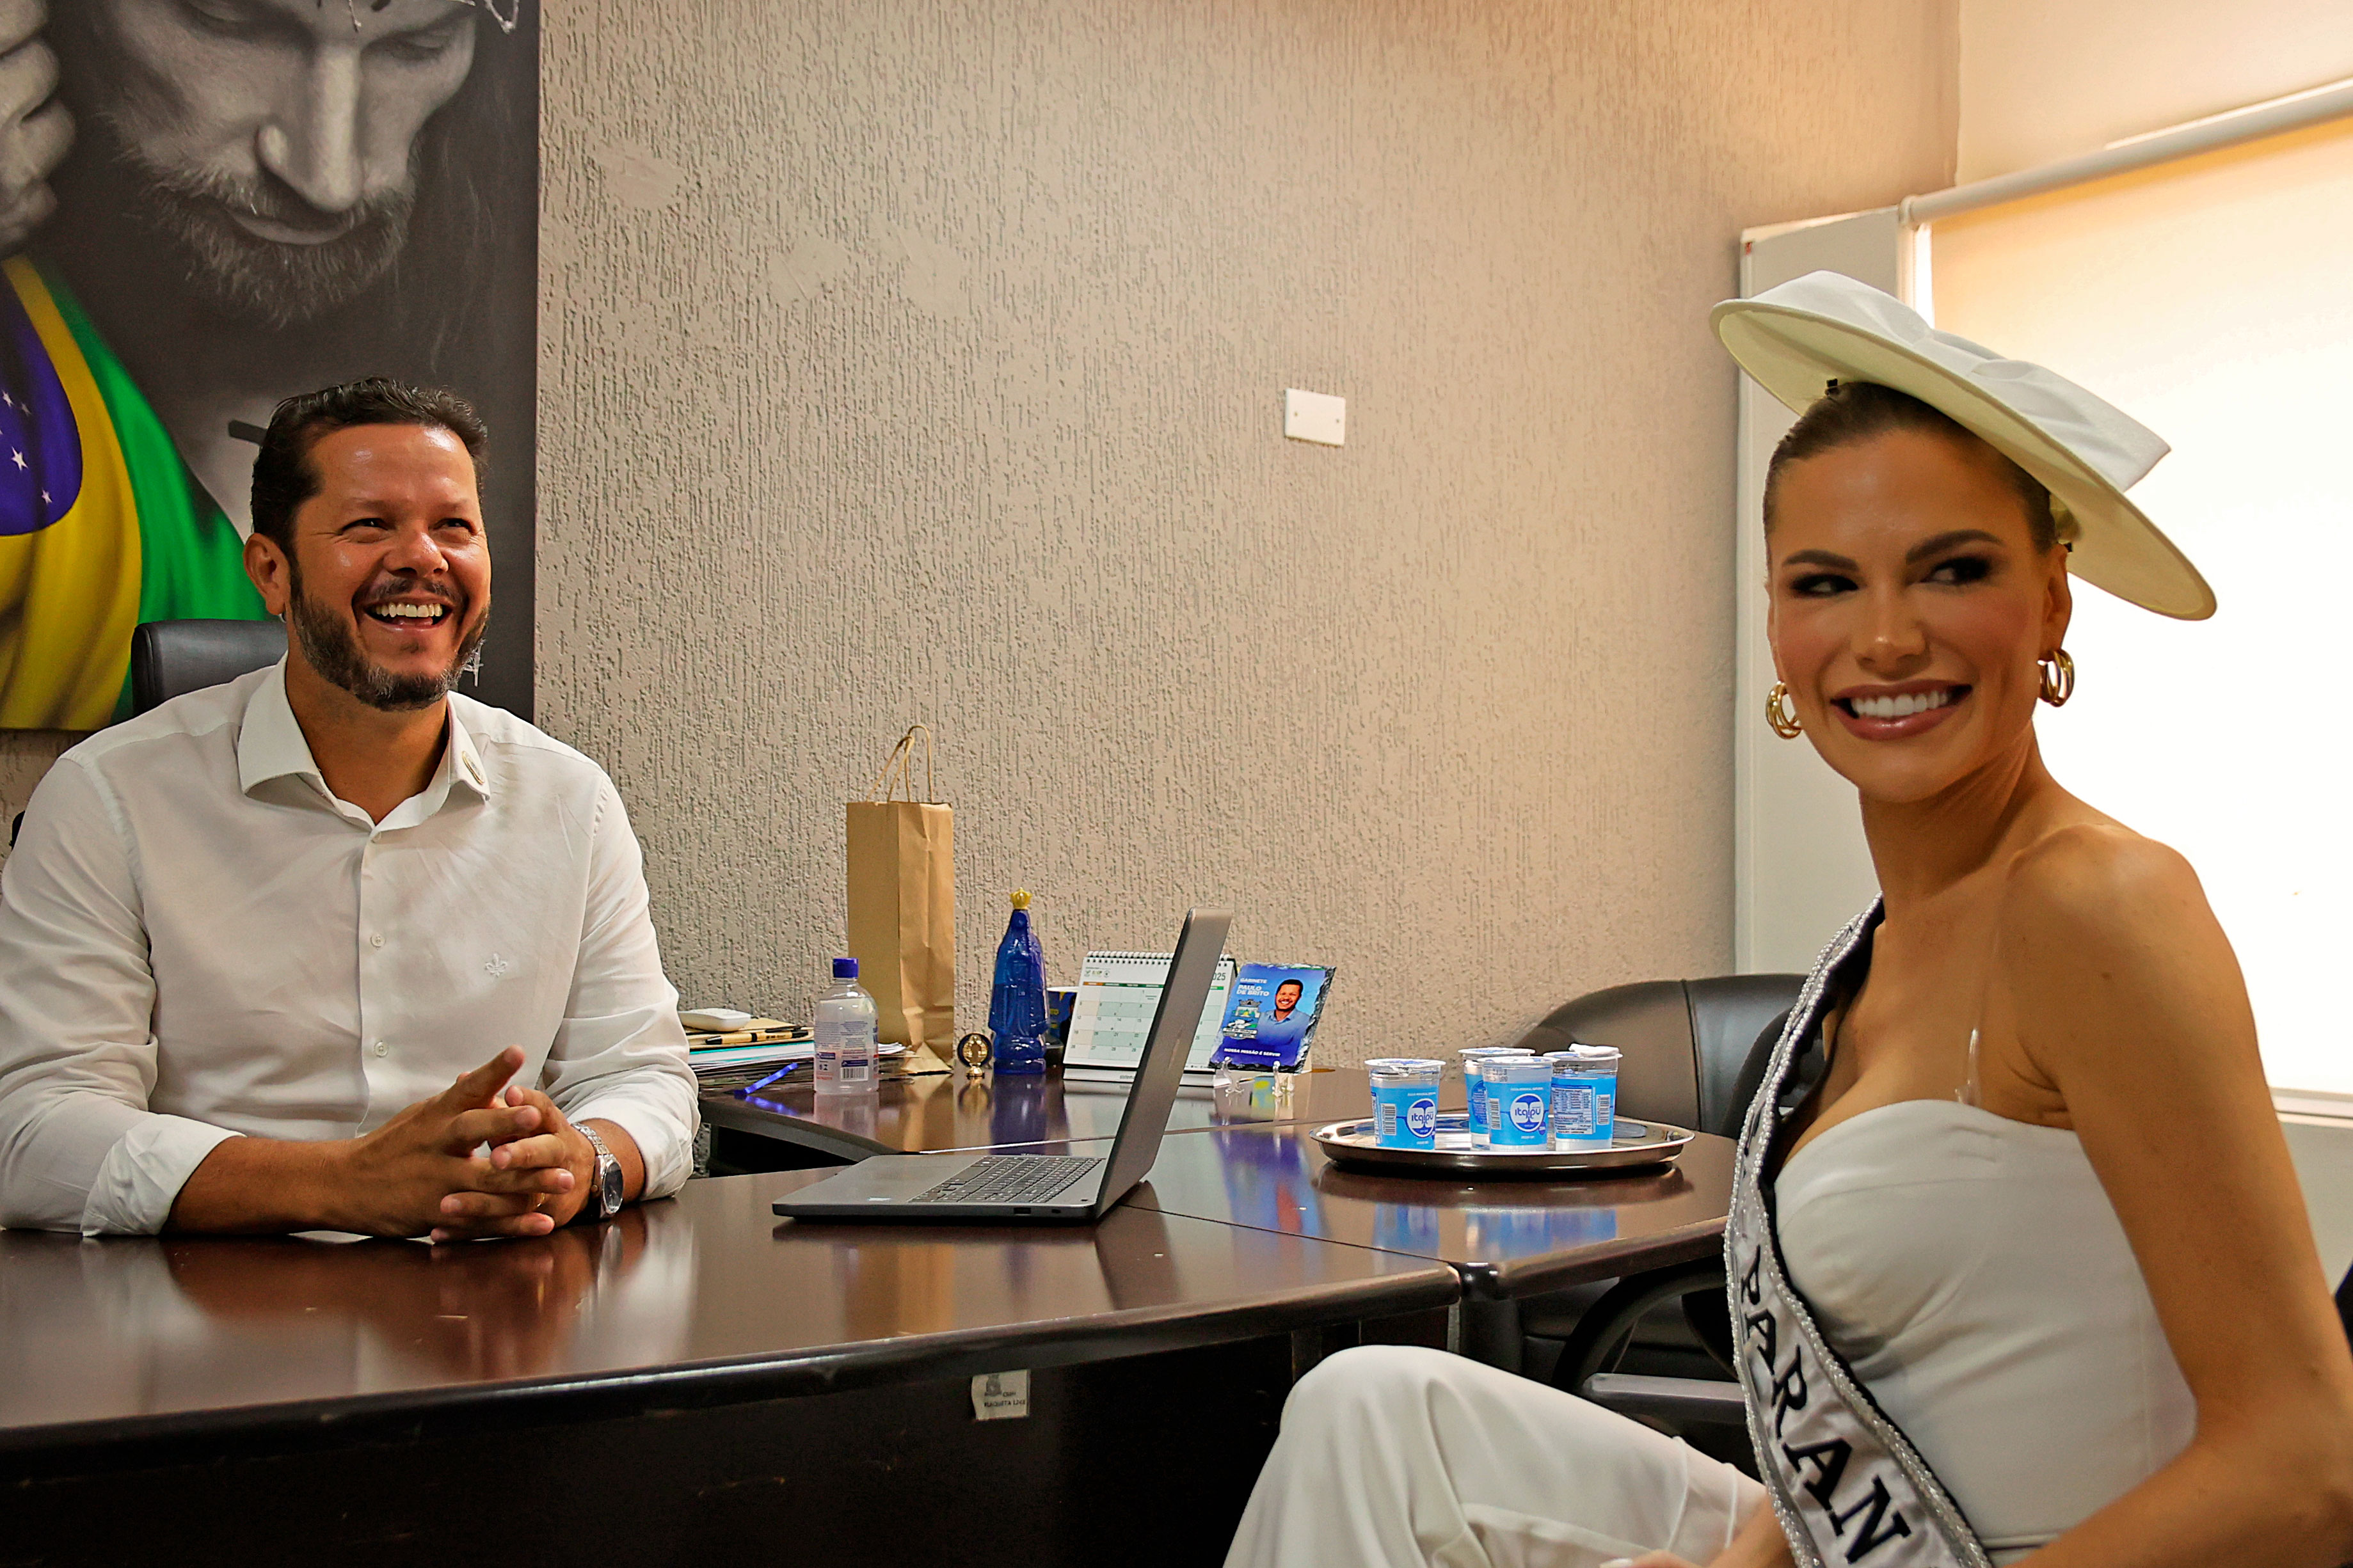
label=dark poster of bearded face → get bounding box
[11,0,536,725]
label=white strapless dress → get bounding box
[1776,1100,2196,1564]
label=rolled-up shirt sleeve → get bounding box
[538,777,697,1200]
[0,759,239,1235]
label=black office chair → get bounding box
[1513,975,1803,1447]
[129,618,285,717]
[1516,974,1805,1136]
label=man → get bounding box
[1268,979,1304,1026]
[0,379,694,1238]
[0,0,535,727]
[1248,976,1314,1064]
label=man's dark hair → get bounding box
[1762,380,2057,552]
[250,379,489,552]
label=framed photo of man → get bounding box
[0,0,537,729]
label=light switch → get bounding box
[1284,388,1345,447]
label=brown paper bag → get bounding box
[846,725,955,1051]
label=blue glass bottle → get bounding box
[989,889,1048,1075]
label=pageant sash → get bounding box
[1725,901,1995,1568]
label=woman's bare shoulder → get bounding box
[2001,818,2207,930]
[1994,819,2238,1040]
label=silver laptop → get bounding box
[773,907,1232,1223]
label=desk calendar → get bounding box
[1062,949,1238,1072]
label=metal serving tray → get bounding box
[1311,1114,1693,1177]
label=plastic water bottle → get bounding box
[989,889,1048,1076]
[813,958,878,1095]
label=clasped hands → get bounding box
[340,1045,598,1243]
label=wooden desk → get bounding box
[702,1065,1466,1167]
[1,1172,1455,1567]
[1117,1125,1738,1366]
[701,1072,1734,1373]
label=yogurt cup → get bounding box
[1366,1057,1446,1150]
[1459,1048,1535,1146]
[1547,1045,1621,1150]
[1481,1054,1555,1149]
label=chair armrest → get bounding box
[1550,1257,1725,1395]
[1583,1372,1747,1426]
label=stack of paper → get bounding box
[682,1015,810,1078]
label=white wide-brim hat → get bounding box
[1712,271,2214,620]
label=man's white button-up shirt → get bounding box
[0,663,698,1235]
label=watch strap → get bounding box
[580,1125,621,1222]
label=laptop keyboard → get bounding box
[913,1154,1105,1206]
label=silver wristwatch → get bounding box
[579,1125,623,1223]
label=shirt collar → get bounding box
[445,704,491,800]
[236,660,320,796]
[237,661,494,814]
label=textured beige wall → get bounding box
[0,733,76,866]
[4,1,1956,1066]
[534,0,1954,1064]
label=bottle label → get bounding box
[1374,1086,1439,1148]
[1550,1077,1616,1141]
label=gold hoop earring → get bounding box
[1766,681,1803,739]
[2038,648,2075,708]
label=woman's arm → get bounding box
[1996,825,2353,1568]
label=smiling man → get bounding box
[0,379,695,1239]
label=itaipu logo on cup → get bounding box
[1406,1098,1438,1139]
[1510,1092,1548,1134]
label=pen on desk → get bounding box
[738,1059,809,1095]
[690,1027,801,1047]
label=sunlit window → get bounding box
[1929,120,2353,1094]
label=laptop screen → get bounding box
[1096,907,1232,1207]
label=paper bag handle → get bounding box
[867,724,939,804]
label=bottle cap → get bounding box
[1010,889,1030,910]
[833,956,859,979]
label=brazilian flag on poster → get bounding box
[0,256,268,731]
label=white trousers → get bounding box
[1225,1345,1766,1568]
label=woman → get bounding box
[1223,273,2353,1568]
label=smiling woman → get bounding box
[1764,411,2068,796]
[1697,274,2353,1568]
[1220,274,2353,1568]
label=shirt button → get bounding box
[370,934,385,948]
[372,1040,390,1057]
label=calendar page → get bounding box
[1064,950,1237,1072]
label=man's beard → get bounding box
[286,559,486,713]
[104,125,418,331]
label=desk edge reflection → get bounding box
[0,1224,1456,1475]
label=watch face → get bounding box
[598,1153,625,1216]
